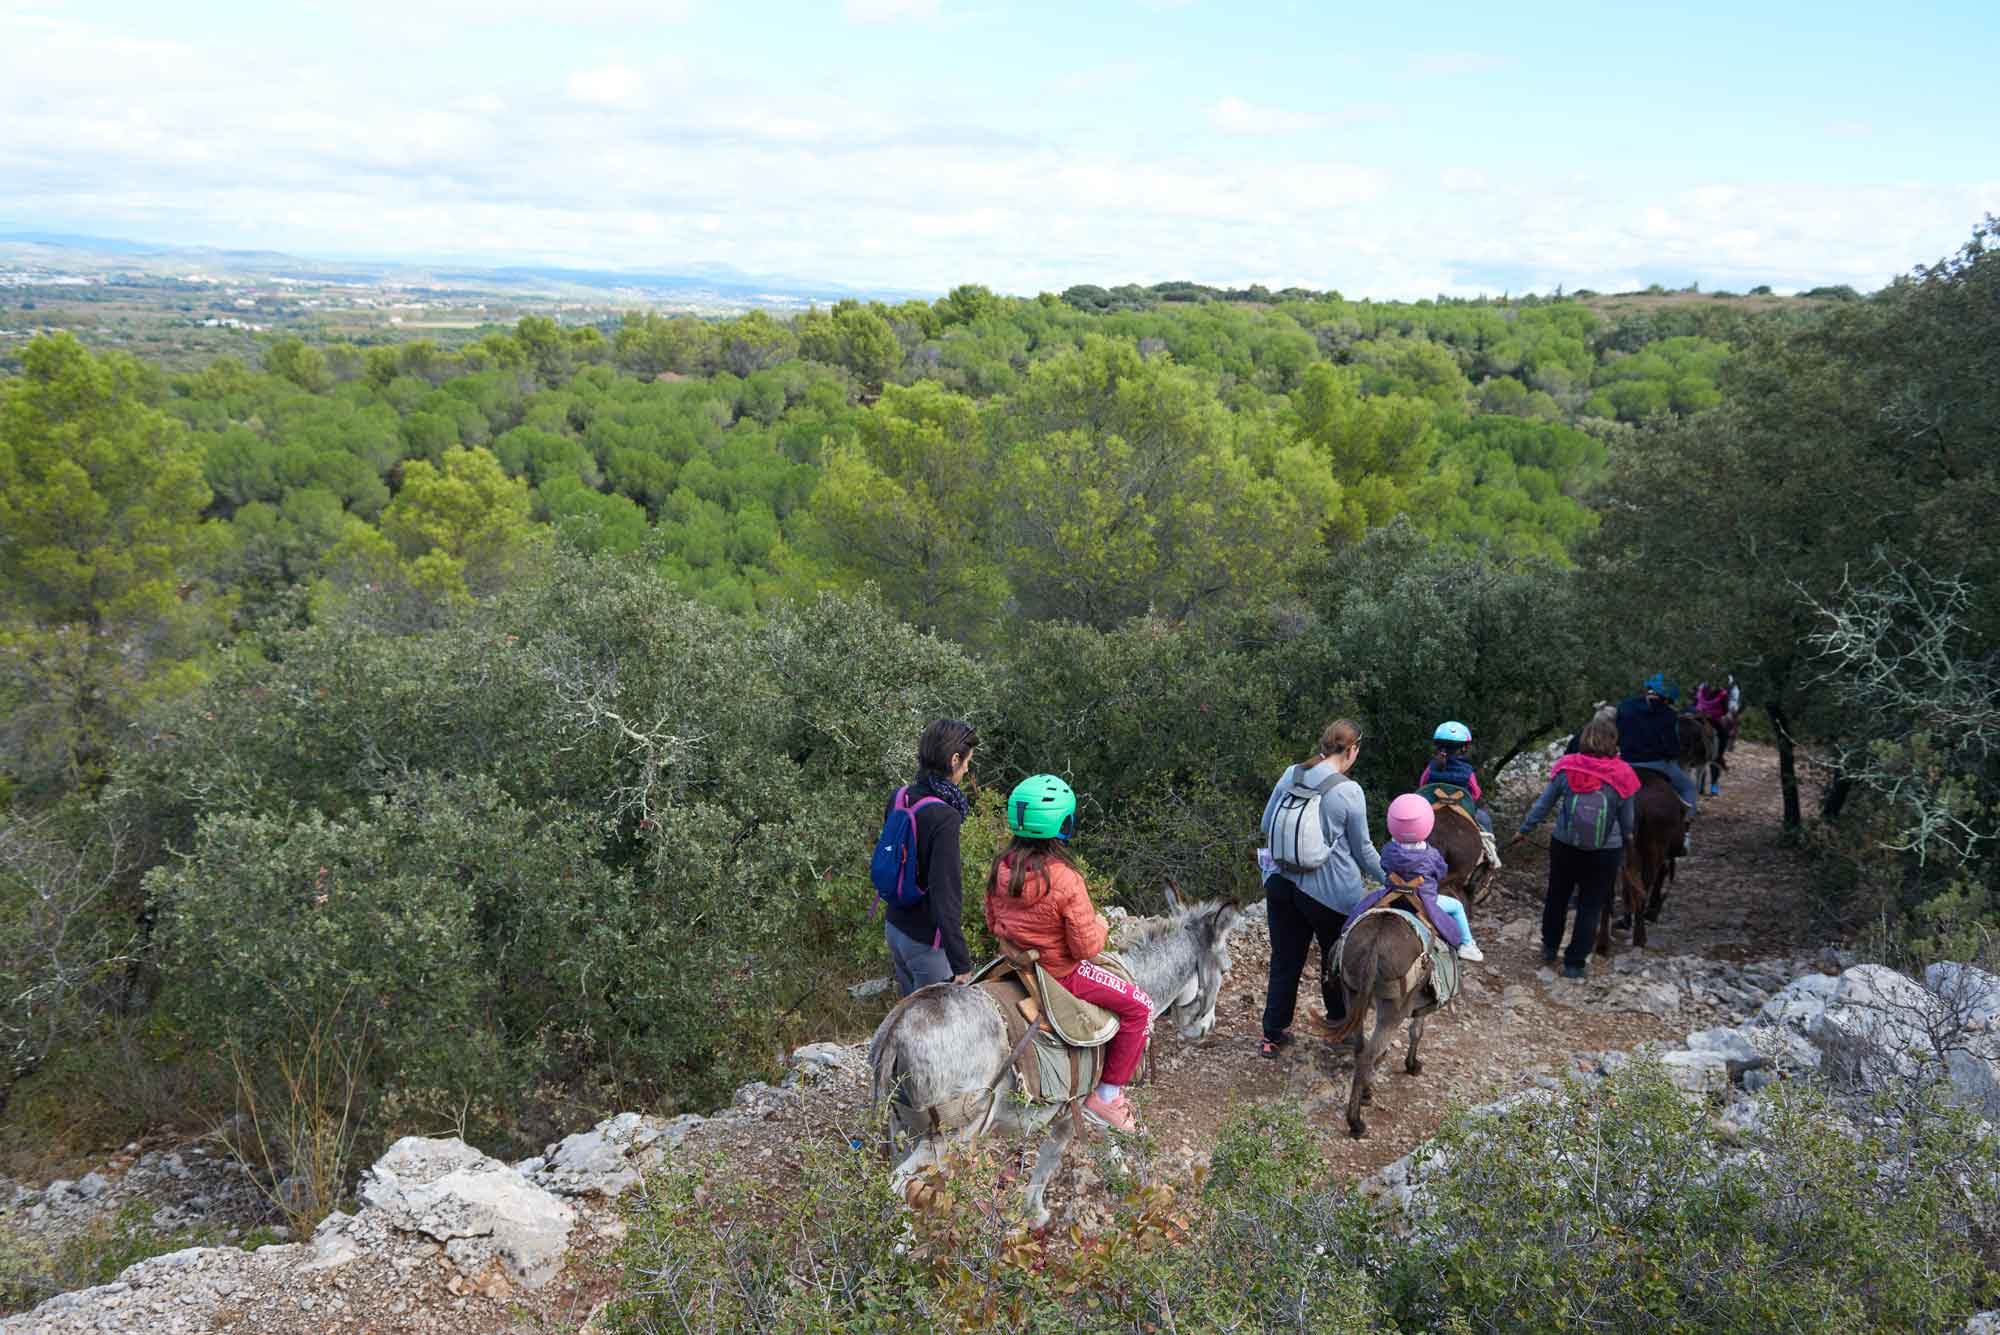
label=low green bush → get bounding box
[128,556,991,1151]
[606,1102,1387,1334]
[1397,1063,2000,1333]
[606,1066,1999,1334]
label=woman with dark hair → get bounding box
[882,718,977,996]
[1256,719,1384,1057]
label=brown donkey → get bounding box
[1425,798,1494,906]
[1596,771,1685,953]
[1326,910,1435,1138]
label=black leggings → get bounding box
[1541,840,1624,968]
[1262,873,1347,1039]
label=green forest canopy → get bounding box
[101,287,1766,636]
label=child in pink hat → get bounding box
[1345,793,1484,961]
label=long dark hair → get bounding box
[917,718,978,780]
[988,836,1078,898]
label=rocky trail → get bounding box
[12,742,1997,1334]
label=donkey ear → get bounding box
[1213,902,1242,936]
[1163,880,1184,914]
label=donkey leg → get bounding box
[1630,866,1650,949]
[1645,861,1670,923]
[1405,1012,1426,1075]
[1021,1110,1074,1231]
[1595,884,1613,956]
[1344,999,1376,1135]
[1346,1041,1371,1138]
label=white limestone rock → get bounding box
[532,1112,706,1199]
[360,1136,575,1289]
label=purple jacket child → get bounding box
[1345,840,1463,948]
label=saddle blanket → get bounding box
[1419,782,1481,829]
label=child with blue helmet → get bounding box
[1419,720,1502,870]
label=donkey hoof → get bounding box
[1406,1057,1424,1075]
[1360,1086,1373,1105]
[1347,1116,1367,1139]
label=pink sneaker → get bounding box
[1082,1091,1138,1133]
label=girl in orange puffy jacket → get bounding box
[983,774,1152,1133]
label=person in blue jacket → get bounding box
[1615,673,1695,854]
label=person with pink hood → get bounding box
[1510,715,1640,977]
[1342,794,1484,962]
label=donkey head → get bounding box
[1159,882,1242,1039]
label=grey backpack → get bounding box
[1269,767,1353,873]
[1559,782,1618,850]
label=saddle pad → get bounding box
[968,954,1130,1049]
[1029,1028,1105,1107]
[1035,953,1130,1048]
[1419,783,1481,829]
[1424,933,1460,1011]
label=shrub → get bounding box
[134,555,992,1145]
[1282,521,1607,798]
[987,615,1286,903]
[1396,1062,2000,1332]
[0,804,142,1079]
[607,1102,1389,1334]
[605,1072,1997,1334]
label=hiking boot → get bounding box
[1082,1091,1138,1134]
[1562,964,1587,979]
[1457,942,1485,963]
[1541,945,1559,966]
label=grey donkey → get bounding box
[868,885,1242,1229]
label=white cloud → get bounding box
[1212,96,1325,133]
[2,13,1994,299]
[565,64,653,109]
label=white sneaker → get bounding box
[1458,942,1485,963]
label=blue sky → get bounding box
[3,0,1995,297]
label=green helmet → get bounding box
[1006,774,1077,840]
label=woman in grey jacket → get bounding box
[1257,719,1385,1056]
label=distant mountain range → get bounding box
[0,230,934,307]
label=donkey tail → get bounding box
[1324,937,1378,1046]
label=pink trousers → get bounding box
[1054,961,1154,1085]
